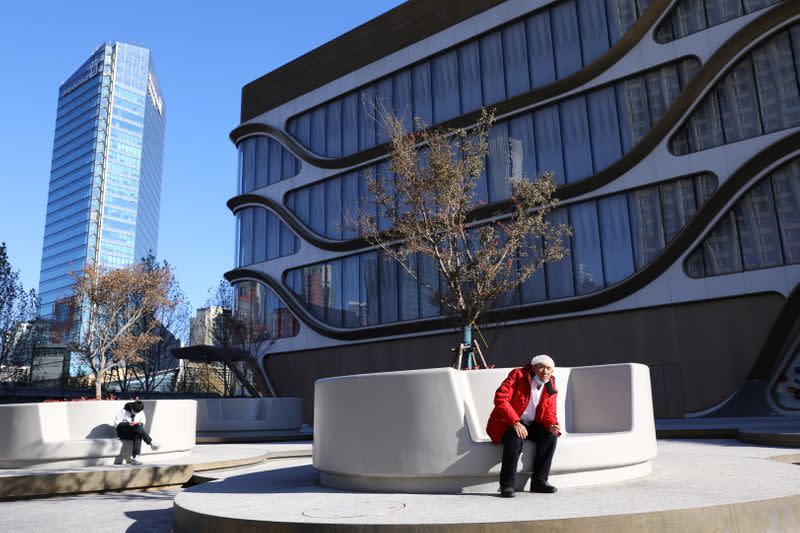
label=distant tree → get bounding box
[111,255,190,393]
[0,243,40,381]
[69,260,177,398]
[353,109,570,368]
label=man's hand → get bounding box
[513,421,528,439]
[549,423,561,435]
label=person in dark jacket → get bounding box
[486,354,561,498]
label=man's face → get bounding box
[533,363,553,382]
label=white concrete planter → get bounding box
[196,398,303,432]
[314,364,657,493]
[0,399,197,468]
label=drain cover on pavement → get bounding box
[302,500,406,519]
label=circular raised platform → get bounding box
[173,440,800,532]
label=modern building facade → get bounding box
[38,42,166,340]
[228,0,800,420]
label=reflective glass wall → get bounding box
[671,23,800,154]
[285,57,699,239]
[286,173,717,327]
[685,156,800,277]
[238,135,300,195]
[234,280,299,339]
[236,206,300,267]
[286,0,654,158]
[655,0,783,43]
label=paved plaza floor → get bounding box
[0,439,798,532]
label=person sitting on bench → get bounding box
[113,400,160,465]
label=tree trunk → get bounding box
[95,372,103,399]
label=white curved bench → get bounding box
[0,399,197,468]
[314,364,657,493]
[196,398,303,432]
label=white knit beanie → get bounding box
[530,354,555,368]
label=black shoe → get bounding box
[500,487,516,498]
[531,480,557,493]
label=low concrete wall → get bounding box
[196,398,302,432]
[314,364,657,492]
[0,399,197,468]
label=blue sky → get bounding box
[0,0,403,312]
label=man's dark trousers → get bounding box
[116,423,152,456]
[499,421,557,490]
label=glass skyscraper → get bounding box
[38,42,165,327]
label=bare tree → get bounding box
[354,109,570,368]
[69,261,177,398]
[0,243,40,381]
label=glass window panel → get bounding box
[358,166,377,230]
[628,187,666,269]
[509,113,536,181]
[398,254,419,321]
[616,76,651,153]
[527,11,556,88]
[577,0,611,65]
[772,160,800,263]
[432,49,460,123]
[417,253,441,318]
[534,106,565,185]
[393,69,413,132]
[326,260,343,328]
[559,96,594,183]
[266,210,279,261]
[695,173,718,205]
[684,249,706,278]
[326,178,342,240]
[671,0,707,40]
[254,208,267,263]
[241,138,256,193]
[704,0,743,28]
[267,138,282,185]
[310,106,326,155]
[309,182,326,235]
[376,161,394,232]
[459,41,483,114]
[751,32,800,134]
[376,77,393,145]
[545,209,575,298]
[520,235,547,303]
[792,27,800,94]
[743,0,783,13]
[412,62,433,129]
[702,212,743,275]
[239,208,253,266]
[570,202,605,294]
[359,84,377,151]
[252,137,267,190]
[716,56,763,143]
[487,121,511,202]
[685,92,725,152]
[502,21,531,97]
[588,86,623,172]
[646,64,682,125]
[378,252,398,323]
[598,194,635,284]
[294,187,310,226]
[735,180,783,269]
[325,101,342,157]
[551,0,583,79]
[607,0,639,42]
[659,177,698,242]
[342,171,359,239]
[307,265,326,321]
[280,220,296,257]
[361,252,379,326]
[342,92,359,156]
[342,255,361,328]
[480,32,506,106]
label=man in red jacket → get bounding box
[486,354,561,498]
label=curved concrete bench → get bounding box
[196,398,302,432]
[0,399,197,468]
[314,364,657,493]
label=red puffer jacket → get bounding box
[486,364,559,444]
